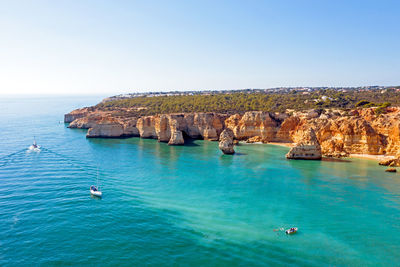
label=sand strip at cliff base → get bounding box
[348,154,395,161]
[266,142,395,162]
[266,142,293,148]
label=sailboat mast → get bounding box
[97,168,99,189]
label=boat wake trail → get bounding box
[0,149,29,168]
[39,147,96,173]
[0,147,95,174]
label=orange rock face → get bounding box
[225,111,279,141]
[64,107,91,123]
[316,117,383,155]
[65,106,400,157]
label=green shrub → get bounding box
[356,100,371,107]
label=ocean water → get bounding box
[0,95,400,266]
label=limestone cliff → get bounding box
[65,106,400,158]
[64,108,90,123]
[136,116,157,139]
[184,113,227,140]
[65,109,227,145]
[225,111,278,142]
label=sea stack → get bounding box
[286,128,322,160]
[168,129,184,145]
[219,128,235,154]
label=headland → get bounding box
[65,87,400,165]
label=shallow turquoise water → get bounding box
[1,96,400,266]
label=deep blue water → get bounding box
[0,95,400,266]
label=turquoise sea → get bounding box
[1,95,400,266]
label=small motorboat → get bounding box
[90,185,102,197]
[285,227,298,235]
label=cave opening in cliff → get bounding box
[181,130,199,146]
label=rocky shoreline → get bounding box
[65,106,400,164]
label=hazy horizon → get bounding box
[1,0,399,95]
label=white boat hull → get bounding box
[28,145,41,151]
[286,227,298,235]
[90,189,102,197]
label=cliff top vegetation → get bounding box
[95,89,400,116]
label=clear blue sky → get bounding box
[0,0,399,94]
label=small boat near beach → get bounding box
[285,227,298,235]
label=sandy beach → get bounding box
[267,142,294,148]
[348,154,395,161]
[266,142,394,162]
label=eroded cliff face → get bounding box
[66,109,227,145]
[286,128,322,160]
[64,108,90,123]
[80,115,138,138]
[184,113,228,140]
[65,107,400,157]
[225,111,279,142]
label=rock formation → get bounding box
[286,128,322,160]
[168,116,185,145]
[136,116,157,138]
[184,113,227,140]
[246,136,266,143]
[64,108,90,123]
[87,122,124,138]
[379,157,400,167]
[168,130,184,145]
[219,129,235,154]
[225,111,279,141]
[64,106,400,159]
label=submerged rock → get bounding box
[286,128,322,160]
[219,129,235,154]
[385,168,397,172]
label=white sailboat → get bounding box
[28,137,41,151]
[90,169,102,197]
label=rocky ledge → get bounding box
[65,106,400,158]
[379,157,400,167]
